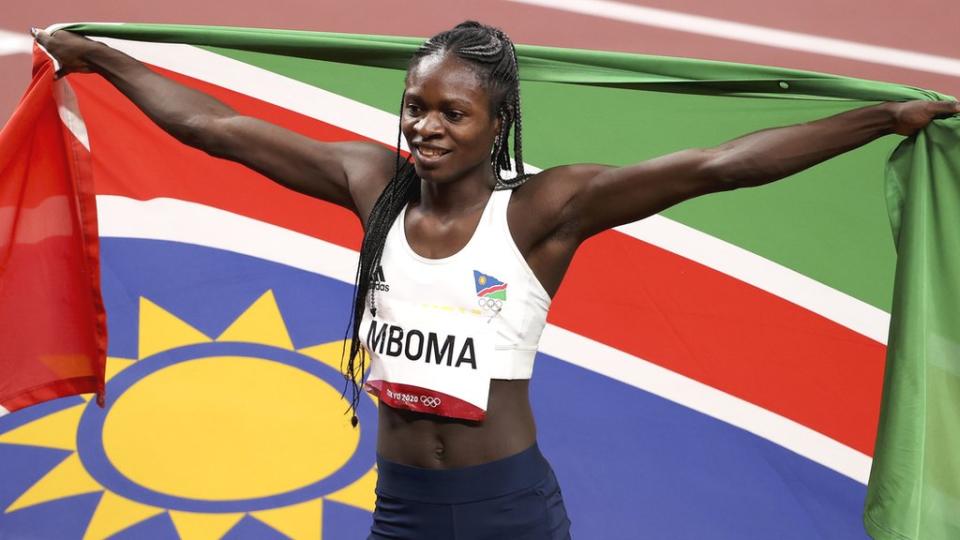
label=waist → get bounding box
[376,443,549,504]
[375,379,537,466]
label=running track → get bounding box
[1,0,957,127]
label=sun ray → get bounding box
[325,465,378,512]
[5,453,102,512]
[216,290,293,349]
[0,404,84,450]
[139,297,212,359]
[168,510,245,540]
[81,490,164,540]
[251,498,323,539]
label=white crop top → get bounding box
[359,188,551,420]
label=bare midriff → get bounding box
[375,379,536,468]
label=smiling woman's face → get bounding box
[401,54,502,184]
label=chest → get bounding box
[401,193,568,297]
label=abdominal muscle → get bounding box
[375,379,537,468]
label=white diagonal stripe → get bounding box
[508,0,960,78]
[96,196,358,284]
[616,216,890,344]
[538,324,872,483]
[94,195,872,483]
[93,36,409,153]
[54,79,90,151]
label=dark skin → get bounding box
[36,29,960,468]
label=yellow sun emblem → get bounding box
[0,290,376,539]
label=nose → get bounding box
[414,112,443,138]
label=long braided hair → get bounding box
[342,21,531,425]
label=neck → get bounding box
[418,160,496,216]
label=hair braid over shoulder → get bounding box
[341,21,531,425]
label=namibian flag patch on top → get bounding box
[474,270,507,301]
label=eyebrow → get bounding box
[404,92,476,110]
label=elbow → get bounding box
[177,114,214,150]
[700,147,779,191]
[176,113,231,157]
[698,148,744,192]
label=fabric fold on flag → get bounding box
[58,22,951,102]
[864,117,960,540]
[0,48,106,413]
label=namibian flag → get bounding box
[474,270,507,301]
[0,22,958,540]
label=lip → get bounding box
[412,144,451,165]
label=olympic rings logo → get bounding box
[421,396,442,408]
[477,297,503,312]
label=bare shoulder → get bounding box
[339,141,400,224]
[508,163,612,248]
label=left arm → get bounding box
[550,100,960,240]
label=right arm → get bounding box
[34,29,395,221]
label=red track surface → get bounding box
[3,0,958,125]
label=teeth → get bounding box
[418,147,446,158]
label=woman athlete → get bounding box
[35,21,959,540]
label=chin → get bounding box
[413,163,452,184]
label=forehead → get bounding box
[405,54,490,106]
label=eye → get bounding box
[404,103,422,116]
[444,110,465,122]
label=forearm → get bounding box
[709,103,896,188]
[83,40,235,148]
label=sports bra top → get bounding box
[359,188,551,419]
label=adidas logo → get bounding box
[372,265,390,292]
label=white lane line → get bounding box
[95,195,872,483]
[0,30,32,57]
[508,0,960,78]
[89,37,890,344]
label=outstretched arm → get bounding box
[33,28,395,221]
[544,100,960,240]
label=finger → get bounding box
[931,101,960,119]
[935,100,960,112]
[32,28,50,46]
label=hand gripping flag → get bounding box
[0,23,958,539]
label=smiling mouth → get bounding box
[415,146,450,159]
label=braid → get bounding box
[341,21,531,425]
[341,93,418,426]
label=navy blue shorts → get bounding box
[369,443,572,539]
